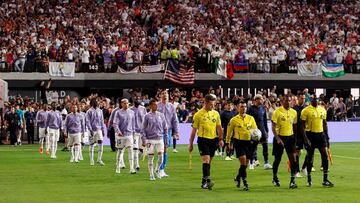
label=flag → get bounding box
[297,62,322,76]
[140,64,164,73]
[118,66,140,74]
[321,64,345,78]
[233,63,248,71]
[164,59,195,85]
[226,62,234,80]
[49,62,75,77]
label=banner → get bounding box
[140,64,164,73]
[321,64,345,78]
[49,62,75,77]
[215,58,227,78]
[297,62,322,76]
[233,63,248,71]
[118,66,140,74]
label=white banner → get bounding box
[297,62,322,77]
[49,62,75,77]
[140,64,164,73]
[118,66,140,74]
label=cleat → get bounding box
[136,167,140,172]
[295,172,303,178]
[116,168,121,174]
[173,149,178,153]
[130,170,137,174]
[272,178,280,187]
[249,164,254,170]
[320,167,323,171]
[225,156,232,161]
[46,150,50,155]
[311,167,315,172]
[301,168,308,177]
[98,160,105,166]
[70,159,74,163]
[289,181,298,189]
[150,176,156,181]
[90,160,95,166]
[155,171,162,179]
[243,184,249,191]
[264,163,273,170]
[254,160,260,167]
[39,148,43,154]
[234,177,241,188]
[207,181,214,190]
[160,170,169,178]
[307,181,313,187]
[322,180,334,188]
[74,160,79,163]
[215,151,220,156]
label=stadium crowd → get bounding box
[1,0,360,73]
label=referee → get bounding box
[271,95,298,189]
[226,100,257,191]
[189,94,224,190]
[301,96,334,187]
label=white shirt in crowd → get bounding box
[276,50,287,61]
[81,50,90,63]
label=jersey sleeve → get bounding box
[192,112,200,129]
[300,108,307,121]
[226,119,234,144]
[216,111,221,126]
[271,109,278,124]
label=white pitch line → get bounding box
[332,155,360,160]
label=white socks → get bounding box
[74,145,80,162]
[148,154,154,177]
[128,148,134,172]
[89,144,95,164]
[119,148,125,167]
[97,144,103,162]
[45,136,50,152]
[134,148,139,168]
[70,146,74,161]
[156,153,164,172]
[39,137,44,149]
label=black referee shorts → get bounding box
[307,132,327,149]
[296,131,304,150]
[233,139,251,158]
[272,135,296,157]
[197,137,217,157]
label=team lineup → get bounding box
[34,90,334,190]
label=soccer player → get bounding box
[63,104,85,163]
[36,104,49,154]
[15,104,25,145]
[271,95,298,189]
[301,96,334,187]
[293,93,308,177]
[247,94,272,170]
[141,99,167,181]
[113,98,136,174]
[226,100,257,191]
[45,102,62,159]
[157,89,179,177]
[189,94,224,190]
[220,100,236,160]
[130,99,147,171]
[86,98,105,166]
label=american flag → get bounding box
[164,59,195,85]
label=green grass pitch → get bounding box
[1,143,360,203]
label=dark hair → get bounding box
[90,98,98,108]
[149,99,157,106]
[204,94,216,102]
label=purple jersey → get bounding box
[36,110,48,128]
[141,111,167,142]
[157,102,179,134]
[130,105,147,133]
[64,113,84,134]
[85,107,104,132]
[46,110,62,130]
[113,108,135,136]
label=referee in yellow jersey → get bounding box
[189,94,224,190]
[301,96,334,187]
[226,100,257,191]
[271,95,298,189]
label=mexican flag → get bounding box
[321,64,345,78]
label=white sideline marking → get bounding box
[332,155,360,160]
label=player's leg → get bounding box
[272,137,284,186]
[126,136,135,174]
[115,136,125,173]
[261,133,272,169]
[155,140,164,178]
[160,129,171,177]
[68,134,74,162]
[45,128,50,155]
[147,141,156,180]
[73,133,81,162]
[38,128,45,154]
[284,137,297,188]
[96,130,104,165]
[89,132,95,165]
[133,133,140,171]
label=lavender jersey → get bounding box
[130,105,147,133]
[46,110,62,130]
[108,107,120,127]
[36,110,48,128]
[85,107,104,132]
[141,111,167,142]
[157,102,179,134]
[113,109,135,136]
[64,113,84,134]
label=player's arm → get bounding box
[216,112,224,147]
[141,115,148,147]
[112,113,123,136]
[226,120,234,144]
[300,109,310,146]
[271,121,282,146]
[172,106,180,139]
[188,113,199,153]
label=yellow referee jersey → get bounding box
[300,105,326,133]
[272,106,297,136]
[226,114,257,143]
[192,108,221,139]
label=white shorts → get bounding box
[68,133,81,146]
[116,135,133,149]
[48,128,60,141]
[133,133,142,149]
[146,139,164,155]
[39,127,47,138]
[89,130,103,144]
[83,131,89,143]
